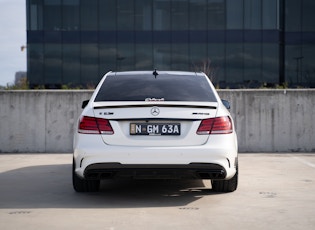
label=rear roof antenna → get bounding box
[153,69,159,79]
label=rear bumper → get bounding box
[84,163,226,180]
[73,133,238,180]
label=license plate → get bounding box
[130,123,181,136]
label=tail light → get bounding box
[197,116,233,135]
[78,116,114,135]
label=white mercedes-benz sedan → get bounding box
[73,70,238,192]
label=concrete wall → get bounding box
[0,89,314,153]
[219,89,315,152]
[0,90,92,153]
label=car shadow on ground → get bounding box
[0,164,223,209]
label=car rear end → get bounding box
[73,71,238,192]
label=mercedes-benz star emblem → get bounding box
[151,107,160,116]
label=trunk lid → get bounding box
[92,101,218,147]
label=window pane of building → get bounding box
[285,44,315,86]
[190,43,207,72]
[207,0,225,30]
[285,45,300,85]
[153,0,171,30]
[262,44,279,84]
[189,0,207,30]
[208,43,225,85]
[81,44,99,86]
[302,0,315,31]
[135,44,153,70]
[117,0,134,30]
[226,0,243,29]
[117,44,135,71]
[154,44,171,69]
[171,43,189,70]
[28,44,44,86]
[302,45,315,86]
[226,43,244,85]
[43,0,61,31]
[99,44,117,74]
[244,44,262,86]
[44,44,62,85]
[135,0,152,31]
[262,0,278,29]
[62,0,79,31]
[81,0,98,30]
[285,0,301,31]
[244,0,262,30]
[171,0,189,30]
[63,44,80,85]
[99,0,116,30]
[29,0,43,30]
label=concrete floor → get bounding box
[0,153,314,230]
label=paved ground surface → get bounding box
[0,153,315,230]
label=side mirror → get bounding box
[221,99,231,110]
[81,100,89,109]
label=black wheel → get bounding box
[211,161,238,193]
[72,159,100,192]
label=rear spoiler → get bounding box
[93,104,217,110]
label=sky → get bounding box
[0,0,26,86]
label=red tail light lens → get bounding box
[78,116,114,135]
[197,116,233,135]
[196,118,215,135]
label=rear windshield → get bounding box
[95,72,217,102]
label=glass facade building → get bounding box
[27,0,315,88]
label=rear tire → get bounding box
[211,162,238,193]
[72,159,100,192]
